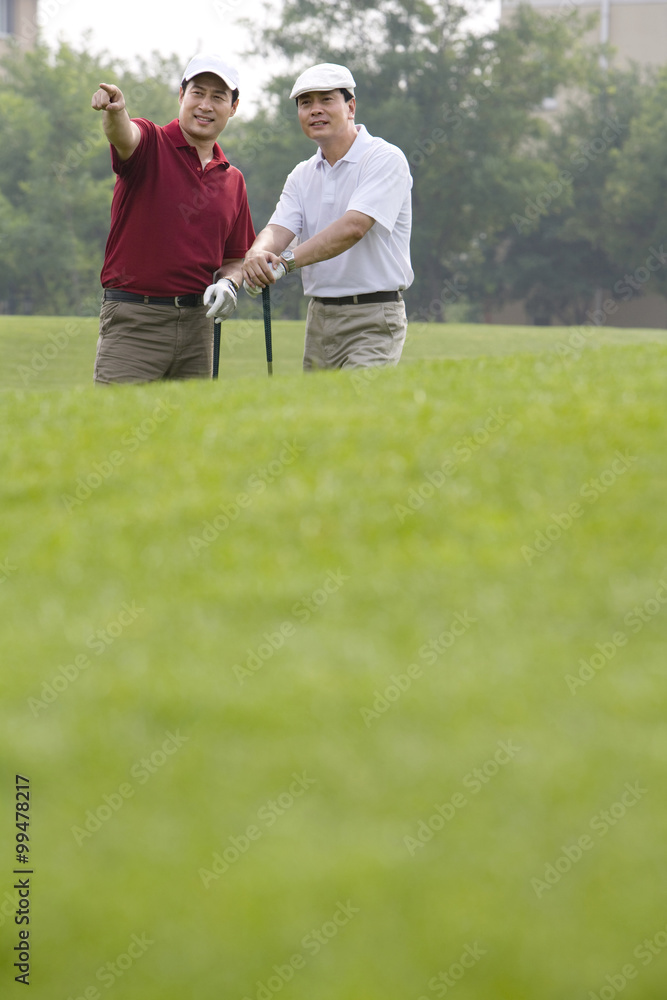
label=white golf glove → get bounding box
[204,277,238,319]
[243,262,286,298]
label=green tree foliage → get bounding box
[600,66,667,297]
[0,41,180,314]
[480,225,614,325]
[474,65,645,325]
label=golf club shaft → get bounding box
[212,318,221,379]
[262,285,273,377]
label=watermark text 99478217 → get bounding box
[13,774,32,985]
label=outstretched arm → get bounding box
[91,83,141,162]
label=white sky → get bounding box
[39,0,502,110]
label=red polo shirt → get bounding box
[101,118,255,296]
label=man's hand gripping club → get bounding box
[243,261,286,298]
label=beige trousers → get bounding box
[303,298,407,371]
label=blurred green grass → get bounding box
[1,313,667,388]
[0,322,666,999]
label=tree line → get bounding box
[1,1,666,322]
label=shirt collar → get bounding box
[164,119,229,167]
[316,124,372,168]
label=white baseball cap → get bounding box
[290,63,356,100]
[182,53,240,93]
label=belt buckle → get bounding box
[352,295,359,305]
[174,295,181,308]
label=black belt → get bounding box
[313,291,401,306]
[103,289,204,307]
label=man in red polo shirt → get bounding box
[91,53,255,384]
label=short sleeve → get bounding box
[222,175,257,259]
[268,166,304,238]
[110,118,155,177]
[346,145,412,234]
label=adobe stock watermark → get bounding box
[512,170,574,234]
[65,932,154,1000]
[394,408,509,523]
[404,741,522,856]
[222,315,266,354]
[566,578,667,694]
[212,0,247,20]
[62,399,180,514]
[606,243,667,302]
[0,889,20,930]
[347,362,387,395]
[512,118,627,233]
[588,919,667,1000]
[351,274,468,395]
[240,901,359,1000]
[14,0,73,45]
[409,80,495,167]
[179,106,291,222]
[544,0,578,24]
[235,107,294,162]
[70,731,189,846]
[530,781,647,898]
[417,942,487,999]
[0,558,18,584]
[198,771,317,887]
[189,440,305,553]
[178,173,229,225]
[16,321,84,386]
[53,129,108,181]
[233,569,349,683]
[409,271,468,330]
[223,277,289,352]
[360,611,478,727]
[521,450,637,566]
[27,601,144,716]
[549,244,667,366]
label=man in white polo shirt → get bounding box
[242,63,414,370]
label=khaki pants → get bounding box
[303,298,407,371]
[94,299,213,384]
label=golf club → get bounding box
[212,318,221,380]
[243,262,284,376]
[262,285,273,377]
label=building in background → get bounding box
[502,0,667,69]
[500,0,667,66]
[493,0,667,327]
[0,0,39,54]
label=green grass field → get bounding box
[1,316,666,1000]
[2,313,667,387]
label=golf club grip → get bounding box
[212,319,221,379]
[243,279,261,298]
[262,285,273,367]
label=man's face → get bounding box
[296,89,355,143]
[178,73,238,142]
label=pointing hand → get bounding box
[92,83,126,113]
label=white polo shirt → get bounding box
[268,124,414,298]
